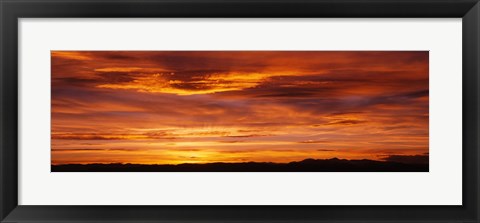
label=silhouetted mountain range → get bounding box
[51,157,428,172]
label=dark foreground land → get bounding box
[52,158,429,172]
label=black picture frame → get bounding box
[1,0,479,222]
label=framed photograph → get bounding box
[1,0,478,222]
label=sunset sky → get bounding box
[51,51,429,165]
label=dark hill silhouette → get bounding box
[51,157,428,172]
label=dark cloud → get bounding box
[324,120,367,126]
[382,154,429,164]
[96,72,136,83]
[218,141,245,143]
[51,132,175,140]
[226,134,273,138]
[298,140,328,144]
[52,148,105,151]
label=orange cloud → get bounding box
[51,51,92,60]
[96,72,297,95]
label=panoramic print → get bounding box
[51,51,429,172]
